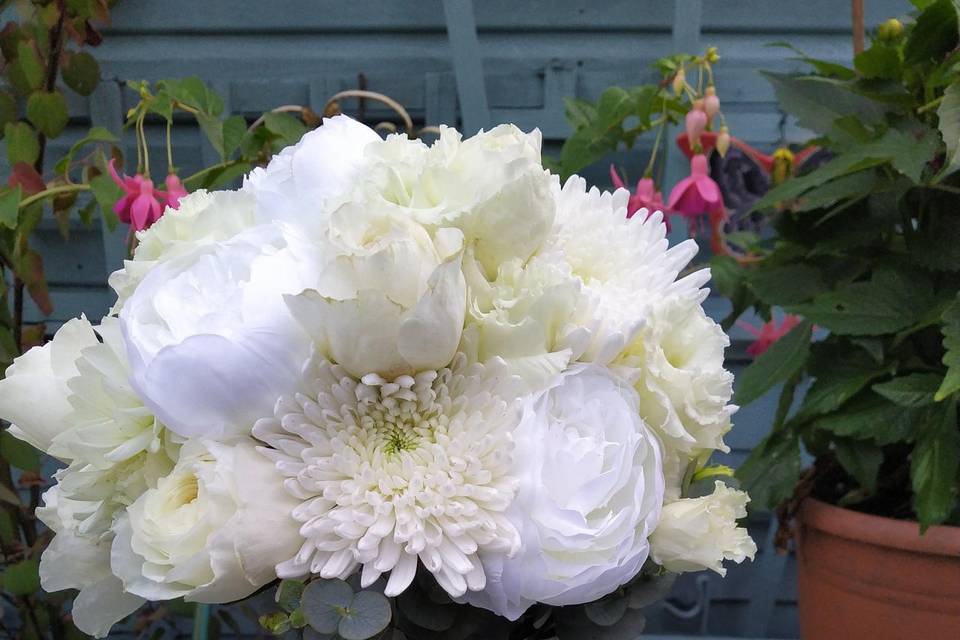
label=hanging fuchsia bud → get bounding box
[704,86,720,122]
[672,67,686,95]
[716,127,731,157]
[685,100,708,149]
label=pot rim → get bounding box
[799,497,960,556]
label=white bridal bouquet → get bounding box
[0,116,755,638]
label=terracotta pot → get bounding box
[796,497,960,640]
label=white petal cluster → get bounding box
[253,353,522,598]
[0,114,756,635]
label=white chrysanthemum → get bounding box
[253,353,522,599]
[650,481,757,576]
[546,176,702,362]
[108,189,257,311]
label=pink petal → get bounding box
[130,195,153,231]
[609,165,627,191]
[693,175,721,205]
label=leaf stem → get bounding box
[917,95,944,114]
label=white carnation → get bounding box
[110,439,301,603]
[650,481,757,576]
[463,364,664,620]
[253,353,522,599]
[108,189,256,311]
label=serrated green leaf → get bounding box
[798,346,893,418]
[792,171,879,213]
[338,591,391,640]
[787,269,931,336]
[761,71,884,135]
[564,97,597,130]
[61,50,100,96]
[936,296,960,400]
[910,398,960,528]
[904,0,959,65]
[854,42,902,80]
[0,186,22,229]
[737,428,801,510]
[734,320,812,406]
[834,438,884,492]
[197,112,225,160]
[936,81,960,178]
[263,112,307,146]
[767,42,857,79]
[873,373,942,407]
[747,263,826,305]
[5,558,40,595]
[5,121,40,165]
[812,392,921,444]
[596,87,633,128]
[221,115,246,158]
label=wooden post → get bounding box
[442,0,491,135]
[852,0,865,54]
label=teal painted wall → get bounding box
[3,1,912,636]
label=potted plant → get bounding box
[726,1,960,637]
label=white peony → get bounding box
[243,114,381,234]
[650,481,757,576]
[110,438,301,603]
[120,224,315,438]
[285,205,466,379]
[463,364,664,620]
[253,353,522,599]
[109,189,257,311]
[0,317,96,453]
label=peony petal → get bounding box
[397,256,467,372]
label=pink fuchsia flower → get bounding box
[667,154,724,234]
[609,166,670,230]
[163,174,188,210]
[108,159,165,231]
[738,314,802,357]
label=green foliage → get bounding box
[732,0,960,529]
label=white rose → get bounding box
[110,439,301,603]
[462,364,664,620]
[120,224,314,438]
[243,114,381,234]
[285,205,466,379]
[109,189,257,311]
[650,481,757,576]
[37,486,145,638]
[0,316,98,453]
[616,292,736,499]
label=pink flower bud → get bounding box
[685,104,708,149]
[716,127,731,157]
[704,86,720,120]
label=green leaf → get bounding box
[734,320,813,406]
[834,438,884,492]
[89,173,124,232]
[167,76,223,116]
[584,595,628,626]
[596,87,634,128]
[564,97,597,130]
[301,579,353,635]
[752,154,887,212]
[275,579,305,613]
[258,612,290,635]
[15,41,44,91]
[5,121,40,165]
[61,50,100,96]
[197,112,225,160]
[873,373,942,407]
[910,398,960,528]
[767,42,857,79]
[936,296,960,400]
[709,255,752,329]
[0,186,22,229]
[0,509,14,543]
[53,125,117,176]
[937,81,960,178]
[338,591,391,640]
[761,71,884,135]
[26,90,69,138]
[263,112,307,146]
[812,392,921,445]
[854,42,902,80]
[792,171,879,213]
[4,558,40,596]
[0,90,16,134]
[0,431,40,470]
[396,584,457,631]
[737,429,802,509]
[904,0,959,65]
[787,269,931,336]
[747,263,826,305]
[221,115,246,158]
[798,345,894,418]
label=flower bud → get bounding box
[686,102,708,148]
[877,18,903,41]
[772,147,795,185]
[705,46,720,63]
[716,127,731,158]
[672,68,686,95]
[704,86,720,121]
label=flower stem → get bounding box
[917,95,943,114]
[182,159,242,187]
[18,184,90,209]
[166,118,175,174]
